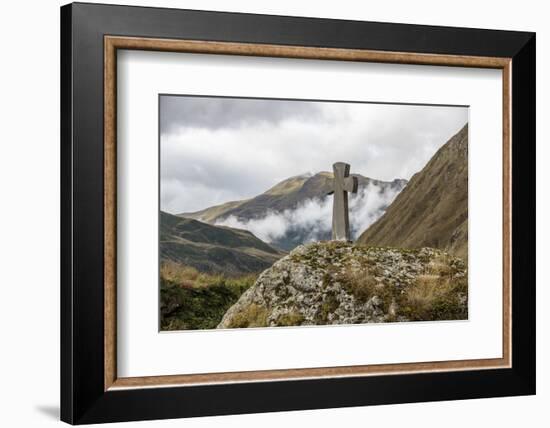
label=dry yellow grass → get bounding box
[160,261,259,330]
[425,253,454,277]
[338,267,378,303]
[401,260,467,321]
[276,310,305,326]
[160,261,222,288]
[226,304,269,328]
[405,274,452,310]
[161,260,259,291]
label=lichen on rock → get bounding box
[217,241,467,329]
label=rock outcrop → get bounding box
[217,241,468,328]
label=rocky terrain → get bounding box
[357,124,468,260]
[217,241,468,328]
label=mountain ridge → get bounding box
[179,171,407,251]
[179,172,406,222]
[357,124,468,260]
[160,211,285,275]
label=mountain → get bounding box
[180,172,407,251]
[160,211,284,275]
[218,242,467,328]
[357,124,468,260]
[182,199,248,224]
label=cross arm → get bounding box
[343,176,358,193]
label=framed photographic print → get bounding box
[60,2,536,424]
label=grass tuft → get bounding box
[226,304,269,328]
[399,273,467,321]
[276,310,305,326]
[339,267,378,303]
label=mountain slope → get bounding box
[180,172,407,251]
[181,199,248,224]
[160,211,284,275]
[357,124,468,260]
[181,173,406,222]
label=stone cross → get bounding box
[329,162,358,241]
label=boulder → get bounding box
[217,241,467,328]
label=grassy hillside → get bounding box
[179,199,248,224]
[160,262,257,330]
[357,124,468,260]
[160,211,284,276]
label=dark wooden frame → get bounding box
[104,37,514,389]
[61,2,536,424]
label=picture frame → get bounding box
[60,2,535,424]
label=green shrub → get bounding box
[160,262,257,330]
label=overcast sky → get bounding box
[160,95,468,214]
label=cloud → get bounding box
[160,96,326,134]
[160,95,468,213]
[349,183,402,237]
[215,182,403,244]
